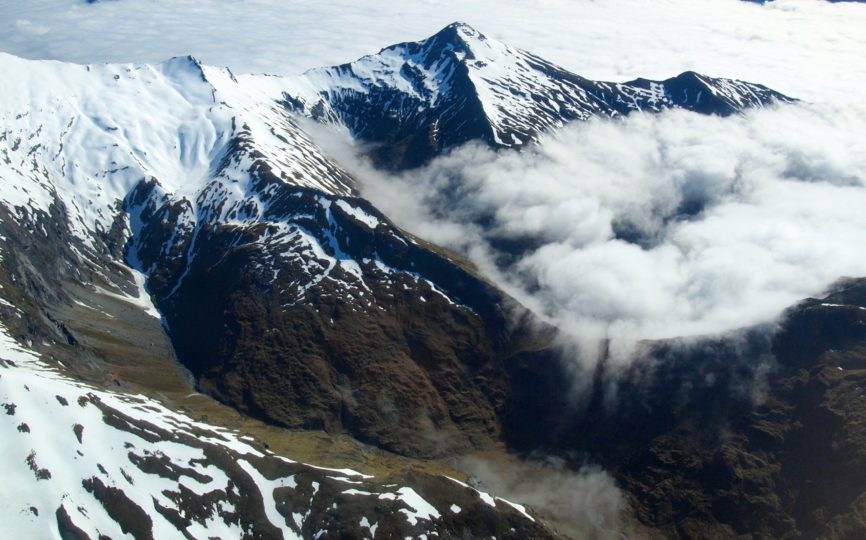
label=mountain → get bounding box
[278,22,793,168]
[0,51,559,536]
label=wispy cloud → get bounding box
[3,0,863,361]
[458,454,633,539]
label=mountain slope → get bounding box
[0,52,354,251]
[0,50,565,537]
[278,22,793,168]
[0,25,811,538]
[502,278,866,538]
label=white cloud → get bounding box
[0,0,865,103]
[14,19,50,35]
[337,103,866,361]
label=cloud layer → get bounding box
[342,103,866,360]
[1,0,865,103]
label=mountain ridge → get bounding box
[276,21,794,167]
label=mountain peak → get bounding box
[420,21,497,61]
[433,21,486,43]
[159,54,208,83]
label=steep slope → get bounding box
[127,172,558,458]
[0,52,354,252]
[278,22,793,168]
[0,28,809,537]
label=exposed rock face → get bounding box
[126,169,558,458]
[1,21,843,540]
[0,24,791,461]
[0,169,557,539]
[0,46,561,536]
[1,323,553,539]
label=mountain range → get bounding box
[4,21,861,540]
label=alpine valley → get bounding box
[2,21,865,540]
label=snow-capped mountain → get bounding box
[0,47,533,458]
[279,22,792,167]
[0,52,353,249]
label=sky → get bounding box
[2,0,866,354]
[1,0,866,104]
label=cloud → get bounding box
[14,19,50,36]
[0,1,865,103]
[329,103,866,362]
[2,0,863,527]
[457,454,637,539]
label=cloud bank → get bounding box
[332,103,866,361]
[1,0,865,103]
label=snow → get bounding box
[2,318,470,538]
[342,488,376,496]
[335,199,380,229]
[270,23,598,146]
[237,460,302,539]
[301,463,373,479]
[0,325,215,537]
[396,487,440,526]
[359,516,374,532]
[0,52,355,256]
[270,21,784,154]
[1,0,864,107]
[92,269,161,319]
[0,319,304,538]
[444,476,535,522]
[495,499,534,522]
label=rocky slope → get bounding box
[0,49,551,457]
[0,321,548,539]
[0,49,558,537]
[0,197,554,538]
